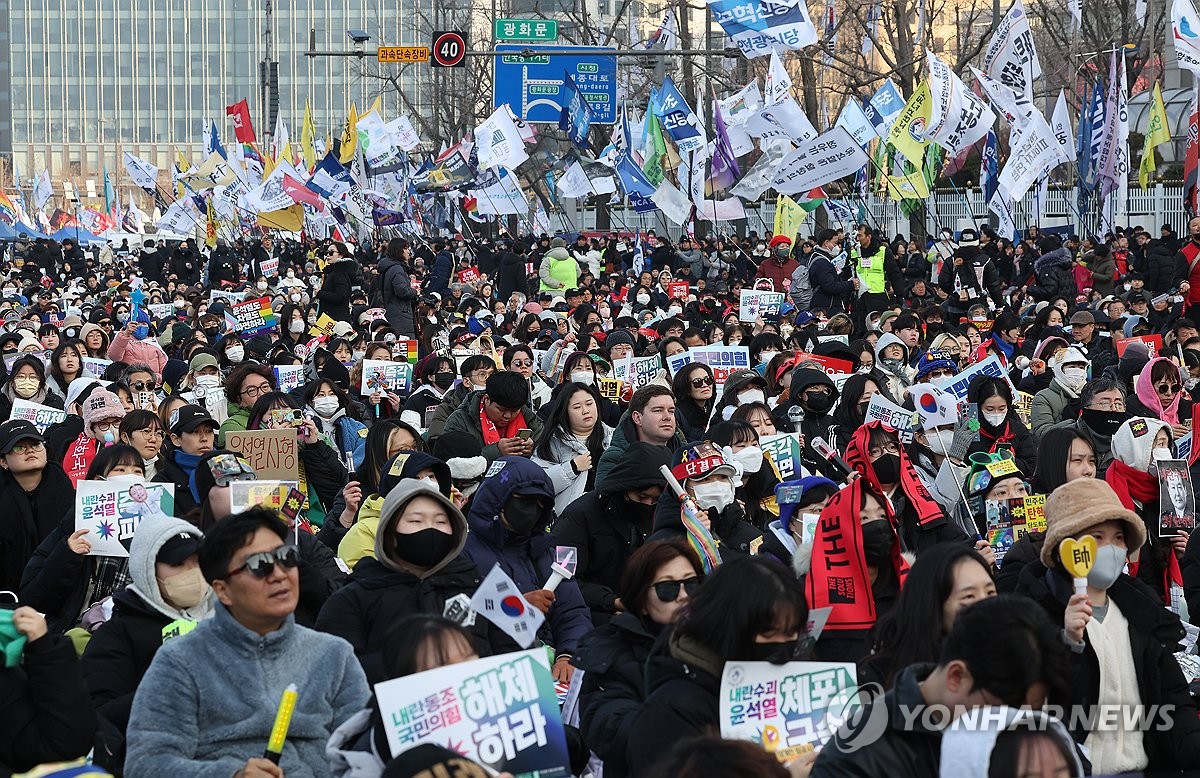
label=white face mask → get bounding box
[290,293,302,303]
[758,350,779,363]
[982,411,1007,427]
[287,270,296,278]
[1062,366,1087,382]
[173,300,186,309]
[313,396,340,417]
[737,388,766,405]
[691,479,735,512]
[668,305,682,316]
[419,475,439,488]
[195,374,220,389]
[256,281,268,291]
[225,346,244,364]
[289,319,305,333]
[570,371,595,386]
[731,446,763,474]
[106,473,145,483]
[1152,447,1173,462]
[636,293,650,305]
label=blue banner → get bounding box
[305,152,353,199]
[653,77,705,153]
[982,131,998,202]
[558,71,594,151]
[615,153,659,213]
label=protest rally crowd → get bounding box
[8,216,1200,778]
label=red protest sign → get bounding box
[794,351,854,377]
[1115,334,1162,358]
[457,267,481,284]
[668,281,690,301]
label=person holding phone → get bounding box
[442,371,543,463]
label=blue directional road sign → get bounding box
[493,44,617,125]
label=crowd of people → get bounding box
[4,216,1200,777]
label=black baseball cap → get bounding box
[0,419,43,454]
[157,532,201,565]
[169,404,218,435]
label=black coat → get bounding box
[44,415,83,465]
[314,554,486,684]
[495,249,528,301]
[80,588,175,772]
[0,632,95,775]
[1027,248,1077,302]
[572,613,660,778]
[19,509,121,636]
[378,255,417,337]
[151,453,200,519]
[0,464,75,593]
[1015,562,1200,771]
[809,250,855,312]
[207,246,240,287]
[317,260,356,322]
[300,439,349,513]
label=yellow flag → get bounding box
[369,95,382,116]
[1139,82,1170,189]
[886,169,931,201]
[205,199,218,249]
[774,195,805,240]
[886,81,932,167]
[339,103,359,164]
[301,98,317,172]
[257,204,304,232]
[174,149,192,199]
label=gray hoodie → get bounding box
[127,513,214,622]
[375,479,468,577]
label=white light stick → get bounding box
[543,562,573,593]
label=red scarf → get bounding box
[807,476,909,632]
[981,421,1016,451]
[478,402,526,446]
[845,421,945,528]
[1104,459,1160,510]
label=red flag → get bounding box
[282,174,324,210]
[1186,85,1199,218]
[225,99,257,144]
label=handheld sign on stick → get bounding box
[265,683,298,764]
[1058,537,1097,597]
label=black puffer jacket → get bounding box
[1028,248,1077,302]
[19,509,117,636]
[316,259,357,323]
[648,486,761,558]
[572,613,662,778]
[0,463,75,593]
[378,255,417,337]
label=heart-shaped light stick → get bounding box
[1058,536,1098,597]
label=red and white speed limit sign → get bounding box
[432,30,466,67]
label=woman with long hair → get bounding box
[47,341,85,398]
[301,378,368,470]
[531,382,614,515]
[966,376,1039,475]
[1127,357,1192,437]
[317,419,417,551]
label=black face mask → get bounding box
[393,527,457,569]
[856,401,870,420]
[872,453,900,485]
[503,495,548,535]
[202,326,220,339]
[433,372,456,390]
[747,640,798,665]
[861,520,895,567]
[622,495,657,527]
[1081,408,1128,437]
[803,392,833,414]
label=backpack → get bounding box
[790,258,813,309]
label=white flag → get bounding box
[1174,0,1200,75]
[982,0,1042,100]
[387,116,422,152]
[33,169,53,210]
[1069,0,1081,26]
[835,99,876,148]
[997,111,1059,200]
[240,161,298,213]
[1051,90,1077,163]
[971,66,1036,132]
[926,52,995,155]
[123,152,159,191]
[273,115,291,161]
[744,95,818,144]
[155,200,201,234]
[718,80,763,125]
[556,161,593,199]
[729,140,792,200]
[470,564,545,648]
[652,181,693,225]
[475,106,529,170]
[988,187,1017,239]
[765,51,793,105]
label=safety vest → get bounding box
[539,253,578,292]
[858,245,887,294]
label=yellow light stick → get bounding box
[1058,537,1097,597]
[264,683,298,764]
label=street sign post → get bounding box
[493,45,617,125]
[431,30,467,67]
[377,46,430,63]
[494,18,559,41]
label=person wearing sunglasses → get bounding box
[625,555,809,776]
[124,507,369,778]
[670,363,716,442]
[572,540,705,778]
[504,343,552,413]
[1127,356,1193,440]
[315,241,356,324]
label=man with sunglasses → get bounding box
[125,508,369,778]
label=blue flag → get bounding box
[633,232,645,275]
[653,77,705,153]
[306,152,353,200]
[207,120,227,160]
[981,131,998,202]
[559,71,593,151]
[615,153,658,213]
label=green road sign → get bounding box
[494,18,558,41]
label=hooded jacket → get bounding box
[462,457,592,655]
[1028,247,1077,302]
[315,479,487,684]
[550,442,673,620]
[81,515,213,771]
[874,332,913,400]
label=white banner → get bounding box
[718,80,763,125]
[926,52,995,155]
[387,115,422,152]
[123,152,159,191]
[835,99,876,149]
[772,127,870,195]
[556,161,593,199]
[989,187,1017,238]
[707,0,819,58]
[1051,90,1077,163]
[744,95,818,145]
[652,181,694,225]
[765,50,793,104]
[997,111,1059,200]
[476,106,530,171]
[1174,0,1200,76]
[983,0,1042,100]
[729,140,793,200]
[33,169,54,209]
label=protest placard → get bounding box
[393,338,420,364]
[612,354,660,391]
[75,480,175,557]
[360,359,413,397]
[224,296,278,337]
[10,398,67,433]
[148,302,174,320]
[373,648,571,777]
[1115,334,1163,358]
[308,312,336,338]
[666,345,750,390]
[793,351,854,378]
[261,257,279,277]
[5,351,48,373]
[209,289,242,304]
[596,376,623,401]
[864,394,918,441]
[457,267,482,284]
[932,354,1015,401]
[1013,391,1034,427]
[668,280,691,301]
[273,364,306,393]
[720,661,859,762]
[225,429,298,480]
[229,480,302,515]
[761,433,807,480]
[739,290,786,322]
[82,356,112,377]
[985,494,1046,564]
[1158,459,1196,534]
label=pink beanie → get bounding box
[82,389,126,439]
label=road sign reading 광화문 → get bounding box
[494,45,617,124]
[495,18,559,41]
[377,46,430,63]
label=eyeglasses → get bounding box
[241,383,272,399]
[9,440,44,455]
[1087,398,1126,411]
[469,369,495,380]
[130,381,154,391]
[224,544,300,579]
[509,359,533,368]
[137,427,166,440]
[93,421,119,433]
[868,440,902,459]
[690,376,715,388]
[1156,382,1182,394]
[652,576,704,602]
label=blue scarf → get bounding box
[991,331,1014,362]
[174,450,204,503]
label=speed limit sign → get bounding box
[432,30,467,67]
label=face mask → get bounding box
[117,312,130,324]
[1080,408,1126,437]
[307,316,318,325]
[1152,447,1173,463]
[195,374,220,389]
[158,566,209,609]
[599,308,610,318]
[290,293,302,303]
[256,281,268,291]
[758,350,780,364]
[738,388,766,405]
[287,270,296,278]
[11,376,38,398]
[801,392,832,415]
[433,372,456,390]
[857,366,874,375]
[748,640,797,665]
[731,446,763,474]
[313,396,340,417]
[668,305,682,316]
[691,479,734,511]
[1123,283,1132,292]
[225,346,244,364]
[394,526,457,569]
[1062,366,1087,383]
[636,293,651,305]
[289,319,305,333]
[861,520,895,567]
[774,248,791,259]
[570,371,595,386]
[202,326,219,339]
[1086,542,1126,590]
[173,300,186,309]
[928,429,955,455]
[134,325,150,340]
[982,411,1007,427]
[494,313,505,326]
[504,495,548,535]
[419,475,439,488]
[873,453,900,484]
